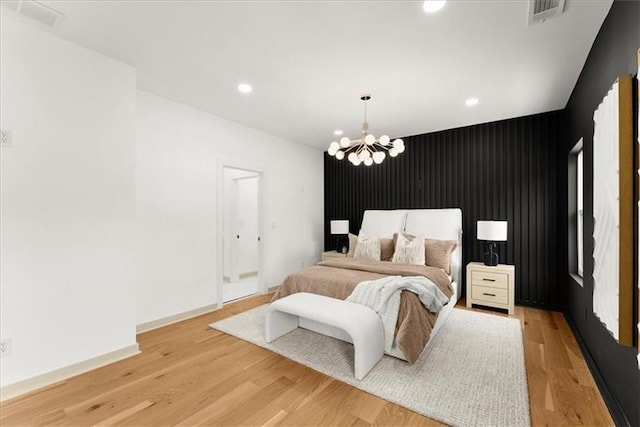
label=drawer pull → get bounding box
[482,292,496,297]
[482,278,496,282]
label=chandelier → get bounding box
[327,93,405,166]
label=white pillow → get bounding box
[392,233,425,265]
[353,233,381,261]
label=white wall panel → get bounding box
[592,82,620,340]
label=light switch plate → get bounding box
[1,129,12,147]
[0,337,11,357]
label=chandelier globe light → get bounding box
[328,94,405,166]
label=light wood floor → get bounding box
[1,294,614,426]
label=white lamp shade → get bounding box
[330,220,349,235]
[477,220,508,241]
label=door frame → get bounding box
[216,160,267,307]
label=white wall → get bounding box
[136,91,324,325]
[0,16,137,387]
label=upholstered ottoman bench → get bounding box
[265,292,384,380]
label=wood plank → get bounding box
[617,73,634,347]
[540,315,573,369]
[262,409,289,426]
[174,381,261,426]
[349,389,387,424]
[91,400,154,427]
[524,318,544,344]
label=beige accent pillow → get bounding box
[353,233,381,261]
[425,238,457,275]
[349,233,393,261]
[380,237,395,261]
[393,233,457,274]
[347,233,358,257]
[392,233,426,265]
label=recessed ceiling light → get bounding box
[465,97,479,107]
[334,130,343,136]
[423,0,446,13]
[237,83,252,94]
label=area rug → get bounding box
[210,306,530,427]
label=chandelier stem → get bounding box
[361,94,370,137]
[364,98,367,124]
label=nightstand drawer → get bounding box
[472,285,509,305]
[471,270,508,290]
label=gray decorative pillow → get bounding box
[353,233,381,261]
[392,233,426,265]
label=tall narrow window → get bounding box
[569,138,583,284]
[577,149,584,277]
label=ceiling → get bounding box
[37,1,612,149]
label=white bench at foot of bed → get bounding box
[265,292,384,380]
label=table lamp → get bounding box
[330,220,349,253]
[477,220,508,266]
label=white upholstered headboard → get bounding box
[359,210,408,238]
[360,208,463,298]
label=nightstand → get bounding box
[322,250,347,261]
[466,262,515,315]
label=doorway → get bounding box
[219,165,263,304]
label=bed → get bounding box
[271,208,463,363]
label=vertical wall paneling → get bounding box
[324,111,564,309]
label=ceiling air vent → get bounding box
[527,0,566,25]
[1,0,64,31]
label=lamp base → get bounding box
[483,251,499,266]
[483,242,499,266]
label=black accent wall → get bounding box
[564,1,640,425]
[324,110,565,309]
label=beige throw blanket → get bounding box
[346,275,450,357]
[272,258,454,363]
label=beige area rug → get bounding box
[210,305,530,427]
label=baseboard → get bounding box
[136,303,219,334]
[268,285,279,292]
[516,299,565,312]
[223,272,258,283]
[0,343,140,402]
[563,313,631,426]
